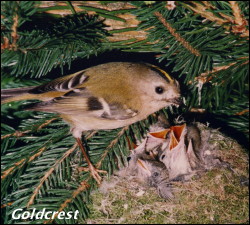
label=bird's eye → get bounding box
[153,172,159,177]
[155,86,164,94]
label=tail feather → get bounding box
[1,86,36,104]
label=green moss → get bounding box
[85,127,249,224]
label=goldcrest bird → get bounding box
[1,62,181,184]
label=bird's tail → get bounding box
[1,86,36,104]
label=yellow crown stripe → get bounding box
[150,65,173,82]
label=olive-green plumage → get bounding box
[1,62,181,138]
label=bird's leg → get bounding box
[76,137,107,185]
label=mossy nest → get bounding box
[86,124,249,224]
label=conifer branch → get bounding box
[1,9,19,50]
[27,143,78,207]
[1,118,58,140]
[196,58,249,84]
[196,62,236,84]
[1,202,13,209]
[1,2,249,223]
[96,126,129,169]
[183,1,232,26]
[44,180,90,224]
[85,131,98,140]
[11,13,19,50]
[1,159,25,180]
[183,1,249,37]
[1,146,47,180]
[235,109,249,116]
[1,130,30,140]
[154,11,201,56]
[229,1,249,37]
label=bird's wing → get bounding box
[29,70,88,94]
[29,88,138,120]
[1,70,89,104]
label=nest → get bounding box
[86,122,249,224]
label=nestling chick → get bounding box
[1,62,181,184]
[158,123,203,181]
[126,150,174,200]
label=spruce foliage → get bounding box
[1,1,249,223]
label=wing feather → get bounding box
[29,70,88,94]
[29,88,138,120]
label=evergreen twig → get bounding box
[27,143,78,207]
[154,11,201,56]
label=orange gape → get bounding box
[149,124,186,150]
[149,129,170,139]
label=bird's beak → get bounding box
[168,97,183,106]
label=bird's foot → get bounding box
[78,164,107,185]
